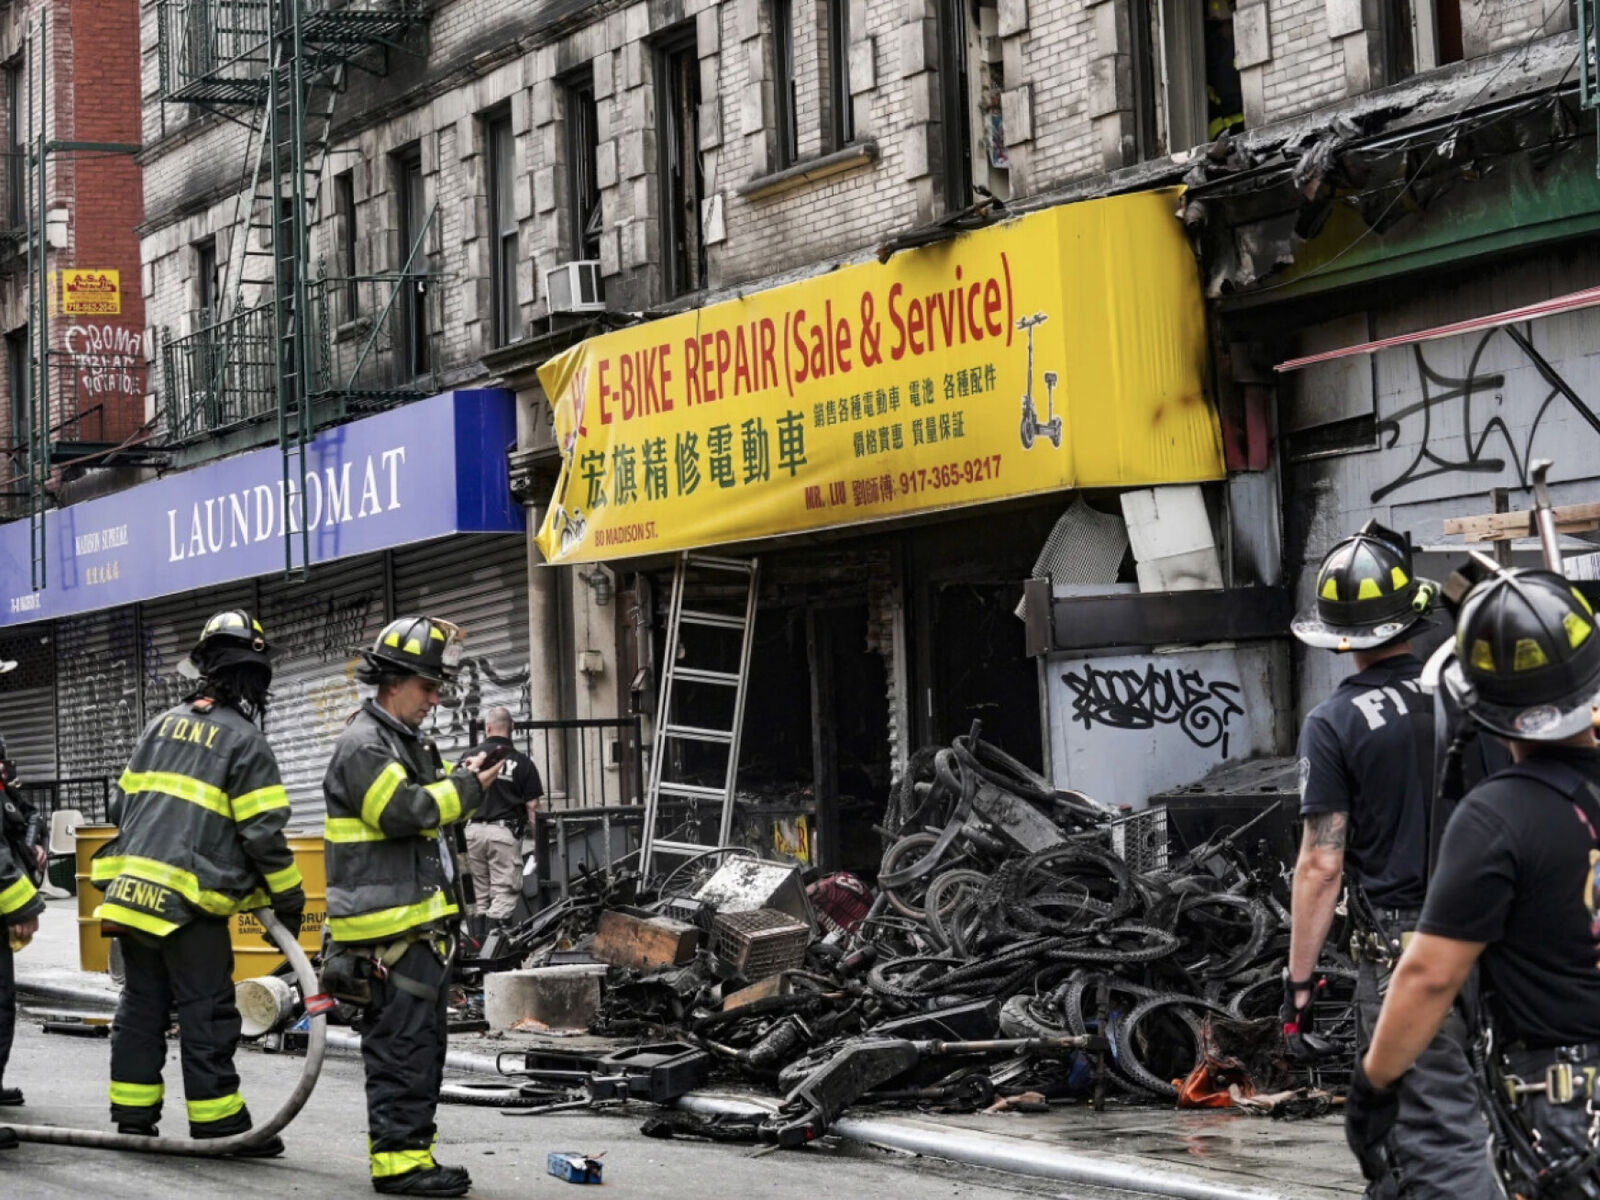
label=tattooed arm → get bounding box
[1288,811,1348,1003]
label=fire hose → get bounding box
[1,910,328,1155]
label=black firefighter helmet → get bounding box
[360,616,465,685]
[180,609,272,681]
[1292,521,1436,652]
[1443,566,1600,742]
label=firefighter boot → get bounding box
[373,1163,472,1196]
[0,1086,22,1105]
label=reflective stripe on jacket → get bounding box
[91,698,303,938]
[322,701,483,945]
[0,800,42,925]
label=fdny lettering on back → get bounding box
[1348,678,1424,732]
[155,714,222,751]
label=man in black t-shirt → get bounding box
[464,707,543,943]
[1350,566,1600,1200]
[1287,522,1494,1200]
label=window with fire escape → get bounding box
[6,327,28,482]
[195,238,218,327]
[6,63,23,232]
[394,147,429,378]
[771,0,799,169]
[656,28,705,298]
[335,170,359,322]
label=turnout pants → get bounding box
[465,822,521,922]
[355,939,450,1182]
[1356,954,1501,1200]
[0,936,14,1087]
[109,918,255,1135]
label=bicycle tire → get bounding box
[1114,995,1234,1099]
[439,1082,541,1108]
[867,953,965,1002]
[999,993,1070,1038]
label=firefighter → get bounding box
[322,616,501,1197]
[1348,566,1600,1199]
[1,753,45,1145]
[1285,522,1497,1200]
[92,610,302,1152]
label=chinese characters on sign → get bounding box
[534,192,1224,565]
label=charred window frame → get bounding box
[485,109,520,347]
[656,27,705,299]
[563,67,602,262]
[394,145,430,377]
[825,0,854,148]
[771,0,799,168]
[334,170,359,321]
[936,0,972,211]
[1128,0,1161,160]
[1396,0,1464,77]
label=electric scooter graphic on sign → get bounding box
[1016,312,1062,450]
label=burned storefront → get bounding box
[526,189,1248,876]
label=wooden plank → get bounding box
[591,908,699,971]
[1443,502,1600,543]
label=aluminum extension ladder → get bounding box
[639,552,759,878]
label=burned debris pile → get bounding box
[453,728,1353,1141]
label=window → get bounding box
[1133,0,1243,159]
[6,63,23,231]
[195,239,218,325]
[485,112,519,346]
[771,0,798,168]
[395,147,430,376]
[939,0,1008,207]
[1202,0,1243,141]
[334,170,359,321]
[1392,0,1464,79]
[7,327,28,471]
[826,0,854,148]
[656,29,705,298]
[563,69,602,262]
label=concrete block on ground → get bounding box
[483,965,605,1031]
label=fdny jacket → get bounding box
[91,698,303,938]
[322,701,484,946]
[0,789,43,927]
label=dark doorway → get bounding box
[927,581,1042,772]
[808,603,890,873]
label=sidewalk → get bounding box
[14,895,1361,1200]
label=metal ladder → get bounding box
[640,553,760,878]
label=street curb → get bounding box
[18,972,1298,1200]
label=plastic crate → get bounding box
[710,908,810,981]
[1105,806,1168,873]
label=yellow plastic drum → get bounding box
[74,824,117,973]
[75,827,325,981]
[229,833,326,983]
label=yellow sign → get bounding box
[58,269,121,316]
[535,190,1222,564]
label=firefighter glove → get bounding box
[1344,1056,1401,1185]
[265,902,304,945]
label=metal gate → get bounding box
[0,624,57,784]
[393,534,530,765]
[259,553,389,827]
[54,607,142,782]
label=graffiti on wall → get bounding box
[1371,325,1600,503]
[424,655,533,742]
[267,592,376,664]
[1060,661,1244,756]
[62,324,143,397]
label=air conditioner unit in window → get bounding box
[544,261,606,314]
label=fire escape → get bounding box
[154,0,435,577]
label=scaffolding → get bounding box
[152,0,435,577]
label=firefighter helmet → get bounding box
[183,609,272,680]
[361,616,465,684]
[1443,567,1600,741]
[1291,521,1435,652]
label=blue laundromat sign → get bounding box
[0,389,524,627]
